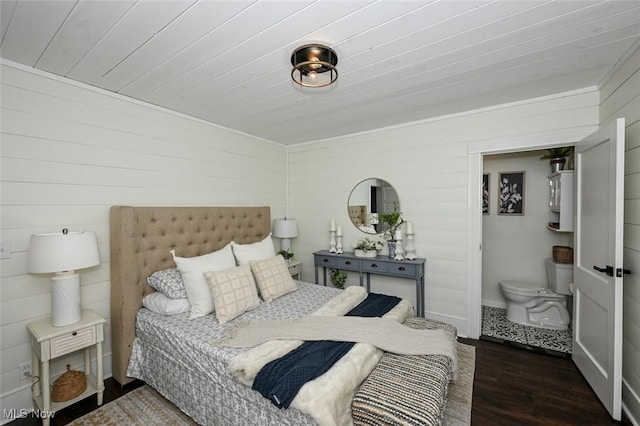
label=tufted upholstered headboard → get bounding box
[109,205,271,385]
[348,205,367,226]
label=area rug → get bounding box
[443,343,476,426]
[70,343,475,426]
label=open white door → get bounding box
[573,117,626,420]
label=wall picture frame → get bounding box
[482,173,490,215]
[498,171,525,215]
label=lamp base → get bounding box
[51,272,81,327]
[280,238,292,252]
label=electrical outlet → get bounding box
[18,362,32,380]
[0,241,10,259]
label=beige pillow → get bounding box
[204,264,261,324]
[249,255,297,302]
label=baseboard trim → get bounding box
[424,312,468,337]
[481,300,507,310]
[623,378,640,426]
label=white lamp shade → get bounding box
[272,219,298,239]
[28,230,100,273]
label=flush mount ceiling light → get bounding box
[290,44,338,88]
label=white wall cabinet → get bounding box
[547,170,574,232]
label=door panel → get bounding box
[573,117,625,420]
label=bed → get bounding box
[110,206,458,426]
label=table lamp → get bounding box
[272,218,298,252]
[28,229,100,327]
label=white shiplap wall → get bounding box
[0,61,287,415]
[600,46,640,424]
[289,88,599,335]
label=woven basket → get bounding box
[52,364,86,402]
[553,246,573,264]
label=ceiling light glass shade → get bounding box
[291,44,338,88]
[272,218,298,252]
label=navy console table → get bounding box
[313,250,426,317]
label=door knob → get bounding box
[593,265,614,276]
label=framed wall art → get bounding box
[482,173,490,215]
[498,171,525,215]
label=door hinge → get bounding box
[616,268,631,278]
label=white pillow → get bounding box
[231,234,276,265]
[249,255,298,302]
[204,264,261,324]
[171,244,236,319]
[143,292,191,316]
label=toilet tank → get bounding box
[545,257,573,295]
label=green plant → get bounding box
[329,269,347,289]
[277,249,294,260]
[540,147,573,160]
[378,202,405,241]
[352,237,384,252]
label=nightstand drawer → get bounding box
[50,327,96,358]
[361,260,388,273]
[288,263,302,276]
[389,263,416,277]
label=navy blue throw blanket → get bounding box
[252,292,401,409]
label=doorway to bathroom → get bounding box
[479,149,573,357]
[468,120,626,420]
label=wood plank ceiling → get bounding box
[1,0,639,145]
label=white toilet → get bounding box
[499,258,573,330]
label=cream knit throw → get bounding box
[222,316,457,373]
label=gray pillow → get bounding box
[147,268,187,299]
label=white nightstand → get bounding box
[287,260,302,280]
[27,309,105,425]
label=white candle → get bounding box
[330,220,336,231]
[405,221,414,234]
[336,226,342,236]
[395,229,402,240]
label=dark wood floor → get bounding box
[9,339,632,425]
[460,338,632,425]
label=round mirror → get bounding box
[348,178,400,235]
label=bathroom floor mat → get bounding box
[480,306,572,357]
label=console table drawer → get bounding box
[361,260,389,273]
[313,250,426,317]
[389,263,416,277]
[315,256,337,268]
[336,258,360,271]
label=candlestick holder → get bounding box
[329,230,337,253]
[394,235,404,261]
[336,235,343,254]
[404,232,416,260]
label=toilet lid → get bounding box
[500,280,546,293]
